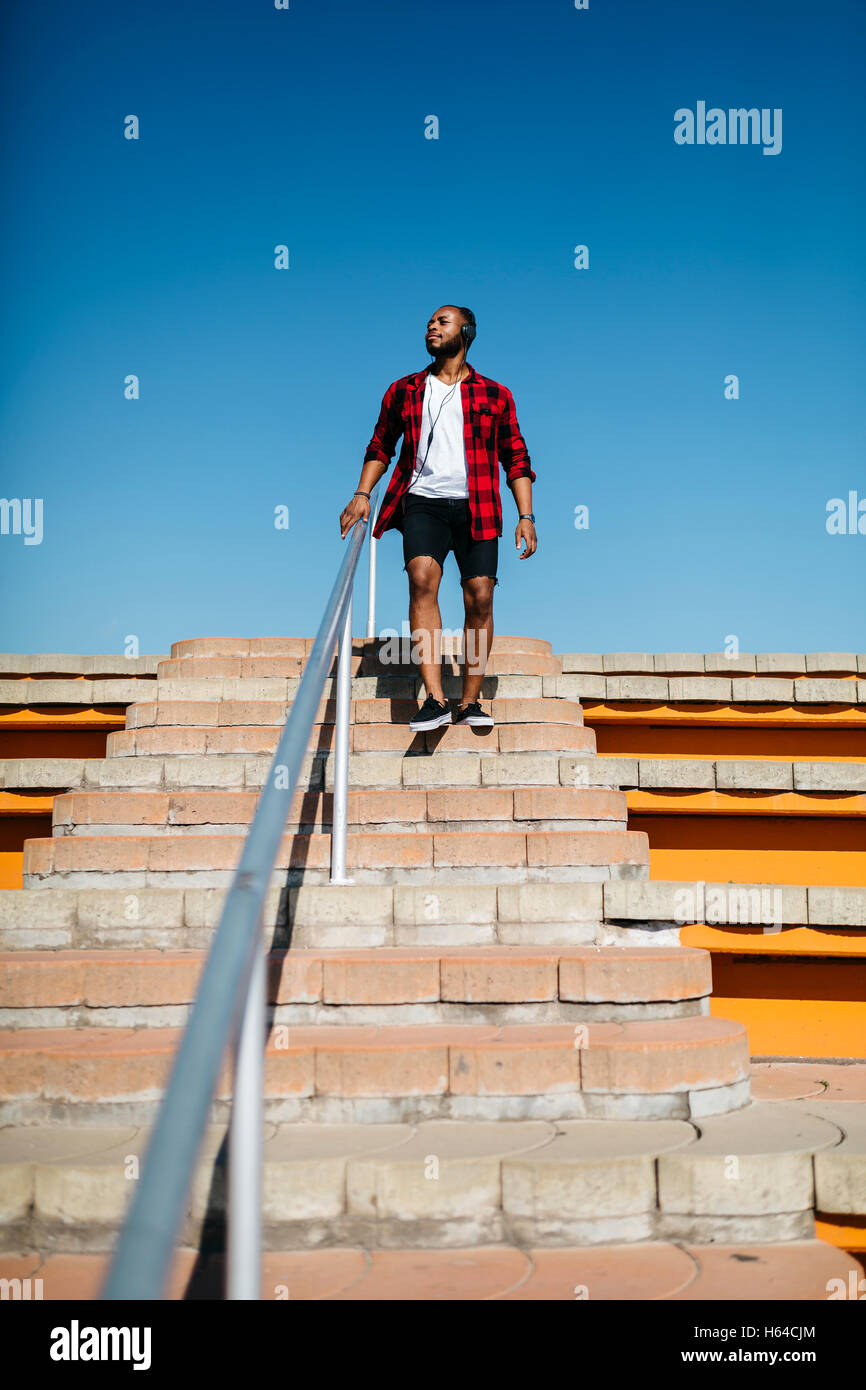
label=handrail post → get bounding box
[366,493,380,640]
[330,593,353,884]
[227,928,265,1300]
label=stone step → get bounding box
[50,786,629,836]
[0,1239,853,1299]
[22,827,651,887]
[1,1101,855,1253]
[119,693,583,732]
[114,719,590,757]
[559,651,866,676]
[548,672,866,704]
[170,634,555,660]
[0,1016,750,1124]
[44,750,605,793]
[0,882,672,951]
[157,651,562,679]
[0,679,160,706]
[583,755,866,794]
[154,673,555,702]
[0,945,711,1028]
[7,881,858,950]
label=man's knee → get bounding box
[407,556,441,600]
[463,576,495,615]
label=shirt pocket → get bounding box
[469,401,500,439]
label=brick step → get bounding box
[2,1100,857,1253]
[154,673,559,702]
[120,694,583,732]
[0,882,669,951]
[112,719,590,758]
[0,945,711,1028]
[51,786,629,836]
[0,1239,853,1299]
[48,750,605,793]
[169,635,555,660]
[560,650,866,676]
[550,672,866,704]
[0,1016,750,1124]
[589,755,866,794]
[157,651,562,679]
[22,828,651,888]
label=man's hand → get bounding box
[340,494,370,539]
[515,518,537,558]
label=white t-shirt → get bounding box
[407,371,469,498]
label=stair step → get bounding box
[111,721,590,756]
[0,882,672,950]
[0,945,711,1027]
[168,634,555,660]
[1,1101,851,1251]
[157,651,561,679]
[117,695,582,732]
[62,750,606,793]
[22,829,651,887]
[154,674,554,702]
[51,786,629,834]
[0,1239,852,1299]
[0,1017,750,1123]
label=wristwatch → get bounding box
[519,513,536,523]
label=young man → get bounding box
[339,305,537,731]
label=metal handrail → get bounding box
[101,485,381,1300]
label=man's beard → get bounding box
[427,331,462,359]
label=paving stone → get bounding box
[807,886,866,928]
[794,762,866,792]
[703,652,757,674]
[653,654,705,674]
[716,760,793,791]
[805,653,859,674]
[558,654,604,674]
[602,654,655,675]
[795,678,859,704]
[755,654,807,675]
[657,1102,840,1216]
[731,678,795,702]
[667,677,732,702]
[638,759,715,790]
[605,676,669,700]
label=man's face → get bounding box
[425,306,464,359]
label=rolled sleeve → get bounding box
[498,388,536,485]
[364,383,403,466]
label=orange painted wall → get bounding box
[634,814,866,887]
[0,815,52,889]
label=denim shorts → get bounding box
[401,493,499,586]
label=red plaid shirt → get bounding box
[364,363,535,541]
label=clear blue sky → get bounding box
[1,0,864,657]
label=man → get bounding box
[340,305,536,731]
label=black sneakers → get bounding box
[408,695,452,732]
[453,700,494,728]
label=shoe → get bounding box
[453,700,494,727]
[409,695,452,732]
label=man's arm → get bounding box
[340,383,402,538]
[497,388,537,558]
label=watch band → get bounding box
[519,513,536,523]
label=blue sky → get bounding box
[1,0,864,657]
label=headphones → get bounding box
[460,313,477,350]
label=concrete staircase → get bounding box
[0,635,858,1299]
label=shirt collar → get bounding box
[406,363,480,390]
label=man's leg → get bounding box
[459,575,495,705]
[407,555,446,701]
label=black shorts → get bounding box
[401,494,499,586]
